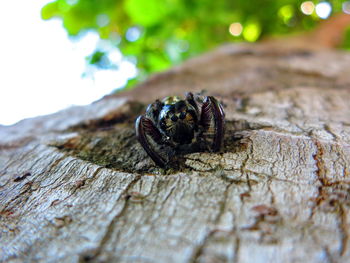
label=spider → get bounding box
[135,92,225,167]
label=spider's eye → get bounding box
[179,111,187,120]
[171,115,178,122]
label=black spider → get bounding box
[135,92,225,167]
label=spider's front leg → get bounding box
[200,96,225,151]
[135,115,167,167]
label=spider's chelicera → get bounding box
[135,92,225,167]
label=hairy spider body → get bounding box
[136,92,225,167]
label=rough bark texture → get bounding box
[1,43,350,263]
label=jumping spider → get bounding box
[135,92,225,167]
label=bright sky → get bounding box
[0,0,136,125]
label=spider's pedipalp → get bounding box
[200,96,225,151]
[135,115,167,167]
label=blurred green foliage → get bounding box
[342,27,350,50]
[42,0,349,83]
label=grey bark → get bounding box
[1,43,350,263]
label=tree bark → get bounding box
[1,43,350,263]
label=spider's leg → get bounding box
[135,115,167,167]
[200,96,225,151]
[185,92,199,113]
[145,99,163,120]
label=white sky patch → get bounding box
[343,1,350,14]
[0,0,136,125]
[315,2,332,19]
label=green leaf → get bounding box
[88,51,105,65]
[243,21,261,42]
[147,52,171,72]
[124,0,168,26]
[40,0,344,83]
[41,1,60,20]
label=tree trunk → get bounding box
[1,43,350,263]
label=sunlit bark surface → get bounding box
[1,43,350,263]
